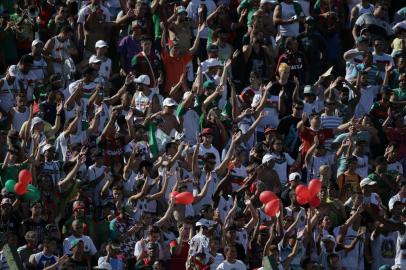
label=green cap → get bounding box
[70,239,83,250]
[203,80,216,89]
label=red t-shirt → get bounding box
[299,127,333,153]
[169,240,189,270]
[385,127,406,158]
[161,51,193,94]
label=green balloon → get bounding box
[5,180,17,193]
[23,184,41,202]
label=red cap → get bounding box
[264,127,276,135]
[259,225,269,231]
[201,128,214,136]
[72,201,85,212]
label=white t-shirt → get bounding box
[77,4,111,24]
[178,108,200,145]
[269,152,295,184]
[395,226,406,269]
[371,232,396,270]
[62,235,97,255]
[197,144,221,167]
[193,170,219,213]
[355,154,369,178]
[354,85,380,118]
[216,260,247,270]
[345,48,364,80]
[388,161,403,175]
[278,2,302,37]
[333,226,364,270]
[306,154,335,181]
[210,253,224,270]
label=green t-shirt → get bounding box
[238,0,257,26]
[393,88,406,101]
[0,26,18,64]
[367,172,396,204]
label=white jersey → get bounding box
[395,226,406,269]
[11,107,29,132]
[0,78,18,113]
[30,56,48,81]
[278,2,302,37]
[371,232,396,270]
[50,36,72,75]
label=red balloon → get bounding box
[308,179,322,197]
[170,191,179,198]
[264,199,280,217]
[309,196,321,207]
[18,169,32,185]
[259,191,278,204]
[175,192,194,205]
[14,182,27,196]
[296,195,309,205]
[295,184,310,201]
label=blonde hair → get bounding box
[278,63,290,74]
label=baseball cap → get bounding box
[94,262,112,270]
[206,58,222,68]
[32,39,44,47]
[195,218,213,228]
[264,127,276,135]
[43,144,54,152]
[31,117,43,131]
[360,178,377,188]
[304,16,315,23]
[288,172,301,182]
[203,80,216,89]
[89,55,102,64]
[122,204,134,216]
[162,97,178,107]
[201,128,214,136]
[303,85,315,95]
[70,239,84,250]
[95,40,108,49]
[134,74,150,85]
[262,153,274,164]
[72,201,85,212]
[207,44,219,52]
[322,235,336,243]
[176,6,187,14]
[0,198,12,206]
[131,20,143,28]
[8,65,17,77]
[182,91,193,101]
[356,36,368,44]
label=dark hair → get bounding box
[165,141,178,153]
[293,100,304,107]
[138,160,153,171]
[147,225,160,235]
[285,37,297,50]
[61,25,74,34]
[224,244,236,252]
[20,54,34,65]
[203,153,216,161]
[375,156,387,165]
[82,66,96,76]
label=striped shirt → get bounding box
[321,114,342,150]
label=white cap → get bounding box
[93,262,112,270]
[8,65,17,77]
[206,58,222,68]
[95,40,108,49]
[31,117,43,132]
[176,6,187,14]
[195,218,215,228]
[43,144,54,152]
[32,39,44,47]
[182,91,193,101]
[260,0,277,4]
[322,235,336,243]
[89,55,102,64]
[393,21,406,32]
[262,153,274,164]
[360,178,377,188]
[162,97,178,107]
[134,74,150,85]
[288,172,301,182]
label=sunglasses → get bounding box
[294,107,303,110]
